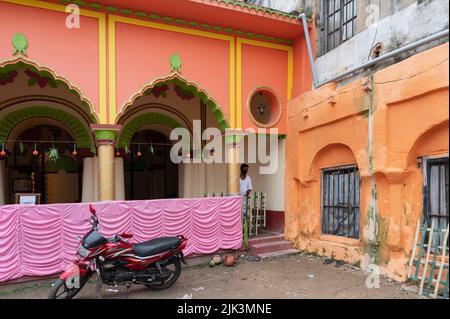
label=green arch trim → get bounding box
[119,112,183,148]
[122,77,230,132]
[0,60,99,124]
[168,77,228,131]
[0,106,93,148]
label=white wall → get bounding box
[316,0,449,84]
[243,137,286,212]
[82,157,99,203]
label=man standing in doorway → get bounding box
[239,163,252,197]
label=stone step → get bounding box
[248,234,285,245]
[250,240,294,255]
[257,249,301,260]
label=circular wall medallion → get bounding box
[247,87,281,128]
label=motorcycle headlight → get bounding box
[77,244,90,258]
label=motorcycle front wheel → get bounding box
[48,274,91,299]
[145,258,181,291]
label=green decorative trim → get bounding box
[0,106,93,148]
[94,130,117,141]
[133,77,230,131]
[0,61,98,124]
[170,53,182,73]
[12,33,28,56]
[58,0,299,20]
[58,0,296,45]
[118,113,182,148]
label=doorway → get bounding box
[4,125,81,204]
[124,130,178,200]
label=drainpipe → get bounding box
[298,15,449,89]
[299,13,320,88]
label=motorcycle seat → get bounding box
[133,237,181,257]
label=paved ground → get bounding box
[0,253,420,299]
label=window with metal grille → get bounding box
[423,157,449,231]
[321,165,360,239]
[320,0,357,54]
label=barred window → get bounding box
[321,165,360,239]
[423,157,449,230]
[320,0,357,54]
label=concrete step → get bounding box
[248,234,285,245]
[258,249,301,260]
[250,240,294,255]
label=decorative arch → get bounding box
[0,106,94,148]
[118,112,183,149]
[407,121,449,167]
[115,74,230,131]
[0,57,99,124]
[309,143,359,177]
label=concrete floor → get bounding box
[0,253,420,299]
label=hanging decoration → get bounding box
[0,143,6,157]
[115,147,121,157]
[137,144,142,157]
[19,142,26,155]
[32,141,39,156]
[149,142,154,155]
[72,143,78,157]
[90,145,97,156]
[46,141,59,163]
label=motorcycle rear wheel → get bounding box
[145,258,181,291]
[48,274,90,299]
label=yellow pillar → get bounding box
[98,144,115,201]
[91,125,121,202]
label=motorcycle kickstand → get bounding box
[95,270,103,299]
[125,283,132,299]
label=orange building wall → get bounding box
[286,42,449,281]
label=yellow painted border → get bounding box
[237,38,293,129]
[108,14,236,127]
[0,0,107,123]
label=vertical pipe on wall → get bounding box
[299,13,320,88]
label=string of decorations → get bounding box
[0,139,180,159]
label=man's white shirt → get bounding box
[240,175,252,196]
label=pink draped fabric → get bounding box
[0,196,243,283]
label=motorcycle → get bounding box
[48,205,188,299]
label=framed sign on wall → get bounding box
[15,193,41,205]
